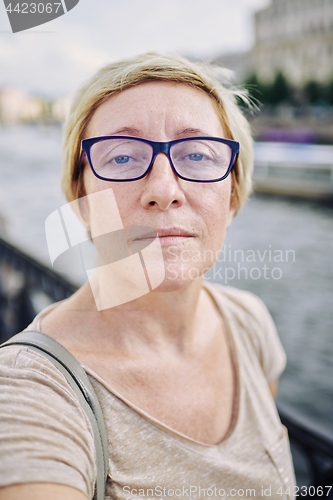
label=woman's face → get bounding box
[83,81,234,291]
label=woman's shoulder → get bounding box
[0,342,97,496]
[25,284,95,347]
[0,342,91,415]
[25,299,63,332]
[204,281,287,383]
[203,280,272,324]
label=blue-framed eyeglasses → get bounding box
[80,135,240,183]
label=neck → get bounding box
[80,276,208,355]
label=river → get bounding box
[0,123,332,481]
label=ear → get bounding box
[71,160,91,225]
[226,205,235,229]
[226,179,237,229]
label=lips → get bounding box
[126,226,195,254]
[156,228,194,238]
[154,228,195,247]
[129,227,194,241]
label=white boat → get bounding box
[253,142,333,199]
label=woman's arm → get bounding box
[0,347,96,499]
[0,483,88,500]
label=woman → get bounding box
[0,53,296,499]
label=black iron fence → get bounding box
[278,402,333,495]
[0,235,332,493]
[0,235,76,341]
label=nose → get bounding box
[140,152,186,211]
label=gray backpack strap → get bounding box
[1,331,108,500]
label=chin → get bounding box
[150,263,208,293]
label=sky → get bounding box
[0,0,270,96]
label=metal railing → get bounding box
[277,402,333,494]
[0,235,76,341]
[0,236,76,301]
[0,234,332,492]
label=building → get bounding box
[210,51,251,84]
[51,96,72,122]
[0,87,44,124]
[251,0,333,86]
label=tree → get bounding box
[244,71,292,106]
[269,72,290,105]
[304,80,324,104]
[244,73,271,105]
[326,80,333,105]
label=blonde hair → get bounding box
[62,52,253,214]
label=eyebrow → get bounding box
[177,128,211,137]
[109,127,141,136]
[107,127,211,138]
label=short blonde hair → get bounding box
[62,52,253,214]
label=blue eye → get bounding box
[115,156,130,164]
[188,154,203,161]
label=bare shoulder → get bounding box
[0,483,87,500]
[38,283,99,352]
[204,281,276,335]
[204,281,267,313]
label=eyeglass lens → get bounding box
[89,138,232,181]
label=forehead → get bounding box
[86,81,225,139]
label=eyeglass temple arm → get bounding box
[232,152,239,168]
[77,150,87,173]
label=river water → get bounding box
[0,124,332,479]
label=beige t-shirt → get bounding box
[0,282,296,499]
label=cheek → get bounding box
[80,170,120,231]
[109,186,142,225]
[200,181,233,259]
[82,168,141,228]
[82,167,108,195]
[193,178,232,230]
